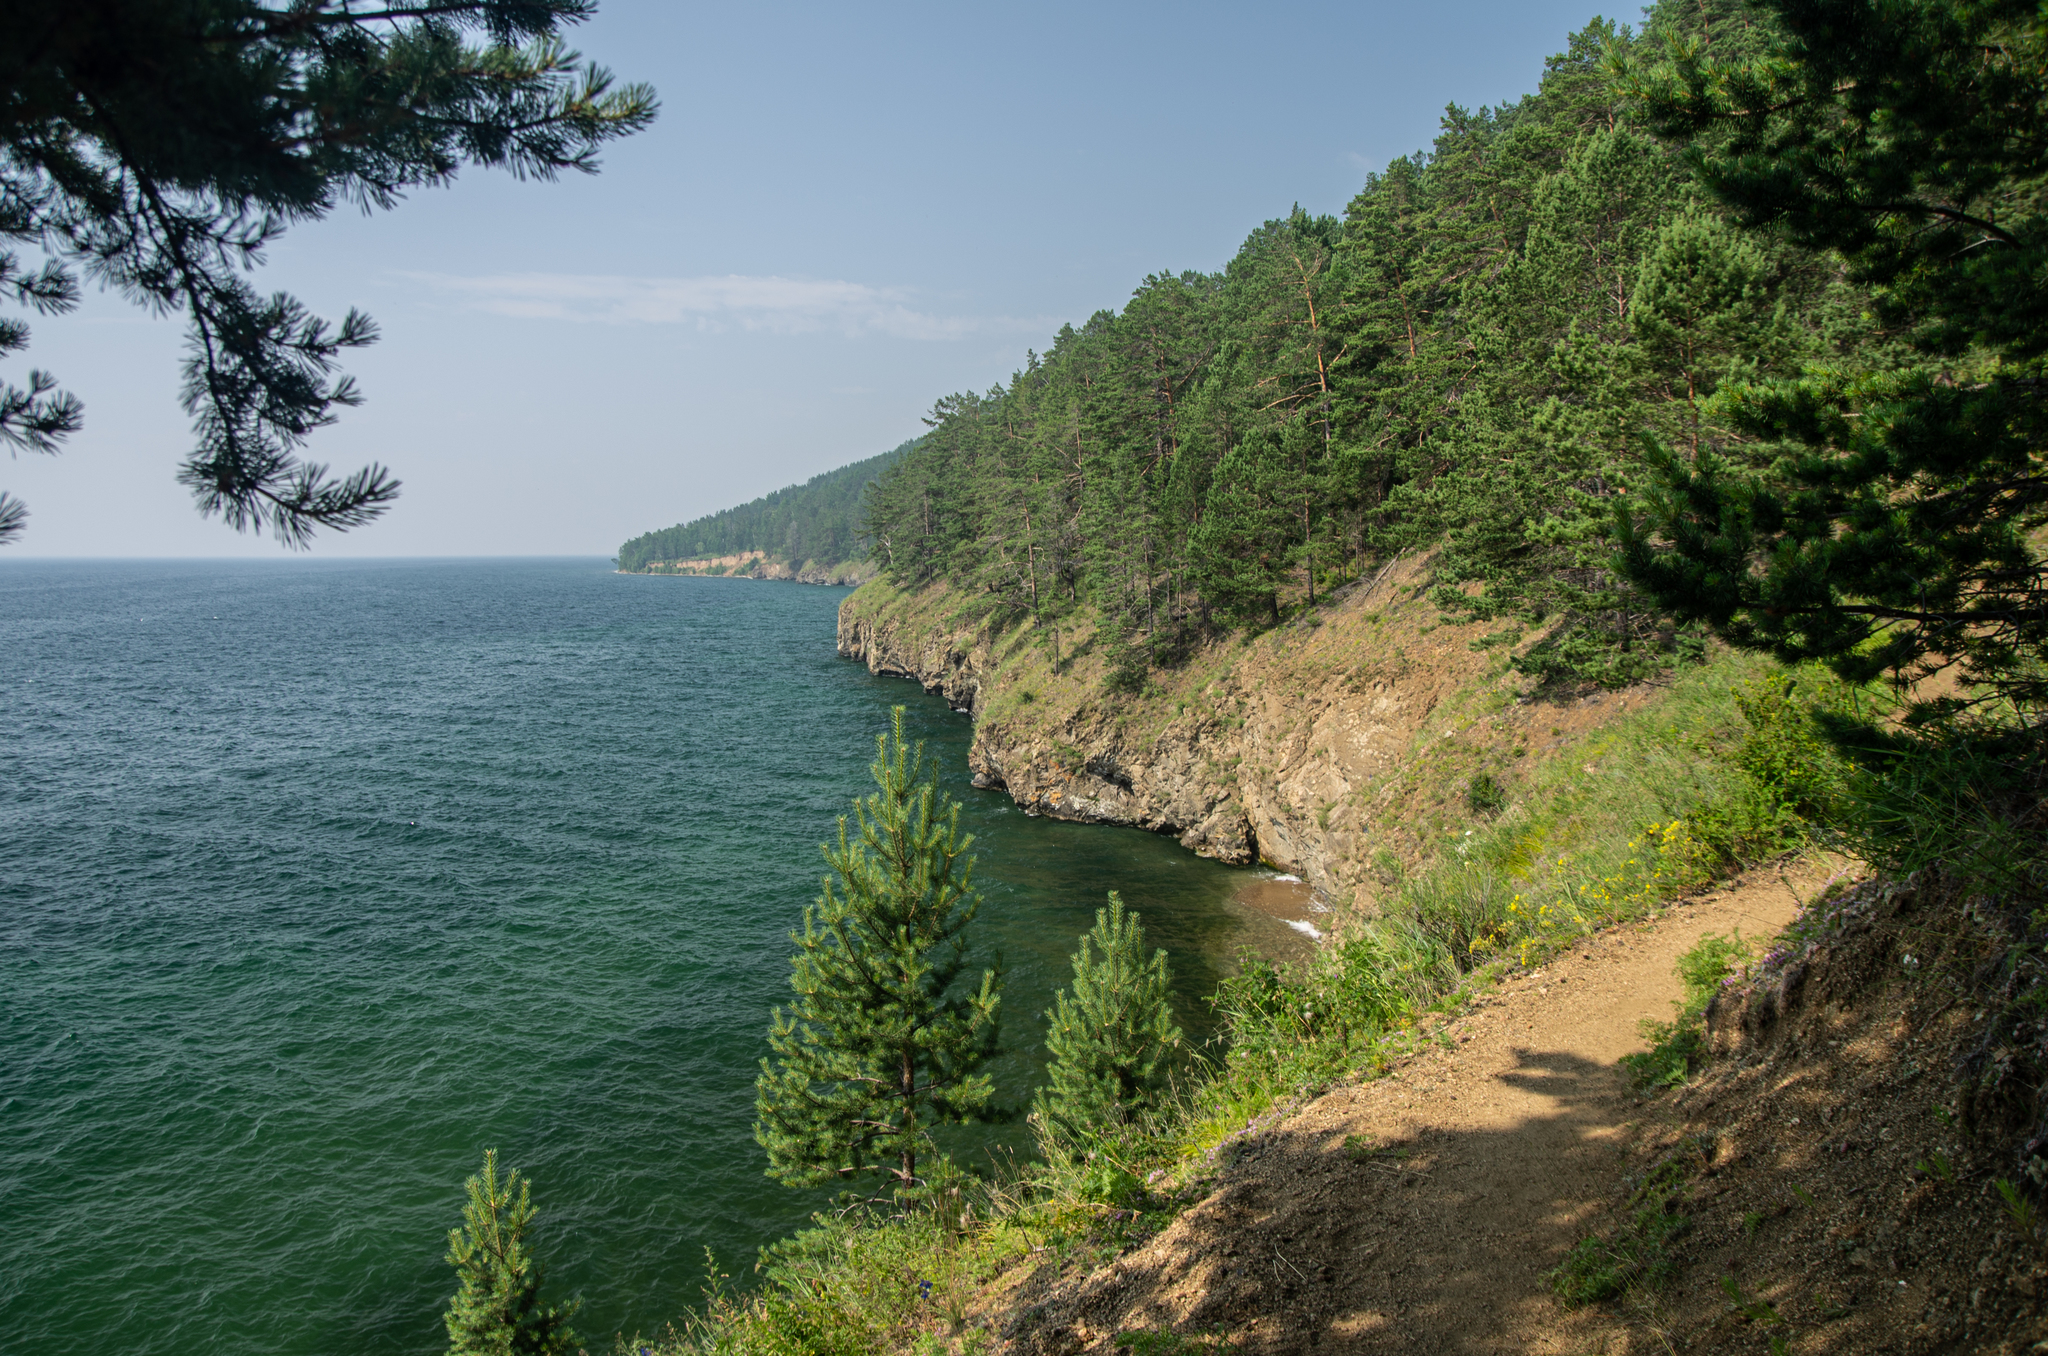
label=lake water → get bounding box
[0,559,1263,1355]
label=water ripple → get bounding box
[0,559,1250,1355]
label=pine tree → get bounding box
[442,1149,578,1356]
[1409,124,1680,682]
[1189,430,1300,626]
[0,1,656,547]
[1618,0,2048,721]
[1490,209,1773,684]
[754,707,1003,1197]
[1033,892,1181,1144]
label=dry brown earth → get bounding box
[974,854,2048,1355]
[986,864,1824,1354]
[838,561,1672,909]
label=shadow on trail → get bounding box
[1004,1048,1639,1355]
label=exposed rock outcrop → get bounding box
[836,564,1649,907]
[837,596,1265,863]
[795,559,879,586]
[624,552,878,585]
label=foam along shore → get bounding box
[1227,872,1327,961]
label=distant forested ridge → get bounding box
[617,440,915,573]
[858,0,1893,690]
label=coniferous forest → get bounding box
[485,0,2048,1345]
[617,440,914,573]
[860,0,1901,691]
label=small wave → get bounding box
[1284,918,1324,940]
[1270,873,1302,883]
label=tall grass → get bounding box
[1380,655,1854,975]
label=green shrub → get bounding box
[1077,1159,1143,1208]
[641,1207,1017,1356]
[1405,858,1518,969]
[1466,771,1509,816]
[1207,929,1446,1084]
[1675,931,1752,1000]
[1688,669,1857,860]
[1550,1213,1687,1305]
[1103,632,1150,694]
[1507,616,1677,690]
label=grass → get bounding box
[646,610,1860,1352]
[1368,659,1864,989]
[1550,1136,1714,1306]
[1996,1178,2040,1240]
[1619,930,1756,1091]
[619,1188,1151,1356]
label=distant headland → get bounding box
[619,550,877,586]
[614,437,912,581]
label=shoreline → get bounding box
[614,569,857,585]
[1222,871,1325,966]
[616,562,876,587]
[847,625,1333,970]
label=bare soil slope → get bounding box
[1626,871,2048,1355]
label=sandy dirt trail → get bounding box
[1014,863,1838,1354]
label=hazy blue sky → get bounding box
[7,0,1629,558]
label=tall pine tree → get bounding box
[755,708,1003,1197]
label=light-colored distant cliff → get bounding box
[623,551,879,586]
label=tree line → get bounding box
[617,440,916,573]
[858,0,1946,694]
[431,0,2048,1340]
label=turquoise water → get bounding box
[0,559,1254,1355]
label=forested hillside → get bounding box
[580,0,2048,1346]
[859,0,1876,690]
[616,439,914,573]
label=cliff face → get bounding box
[836,564,1645,907]
[625,552,879,585]
[792,559,878,586]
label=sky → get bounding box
[5,0,1632,558]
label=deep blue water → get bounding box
[0,559,1256,1355]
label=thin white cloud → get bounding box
[399,271,1042,341]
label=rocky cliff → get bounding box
[625,551,879,585]
[836,562,1652,908]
